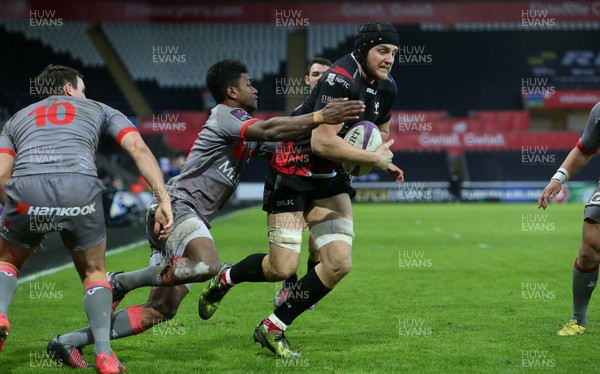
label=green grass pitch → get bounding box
[1,203,596,373]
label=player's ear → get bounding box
[63,82,73,96]
[226,85,238,100]
[304,75,310,86]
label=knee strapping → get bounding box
[310,219,354,249]
[268,227,303,253]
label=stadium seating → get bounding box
[0,22,132,115]
[101,23,289,86]
[0,20,104,67]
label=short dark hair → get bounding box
[35,64,83,98]
[306,57,332,75]
[205,59,248,103]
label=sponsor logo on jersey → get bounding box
[334,75,350,89]
[216,159,241,185]
[229,108,253,122]
[374,101,380,115]
[16,202,97,216]
[321,95,334,104]
[326,73,336,86]
[366,87,377,95]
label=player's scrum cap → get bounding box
[353,21,399,67]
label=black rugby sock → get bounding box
[229,253,267,284]
[274,269,330,326]
[283,273,298,287]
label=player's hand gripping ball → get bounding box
[341,120,383,176]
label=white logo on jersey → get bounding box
[374,101,380,115]
[217,160,240,185]
[326,73,336,86]
[334,75,350,89]
[366,87,377,95]
[321,95,334,104]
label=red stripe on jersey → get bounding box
[330,66,354,82]
[115,127,138,145]
[240,118,260,140]
[126,305,146,334]
[0,264,18,277]
[0,148,16,157]
[576,140,597,155]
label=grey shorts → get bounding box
[584,183,600,223]
[0,174,106,250]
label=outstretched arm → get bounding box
[243,98,364,141]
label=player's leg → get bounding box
[49,285,189,368]
[198,211,303,320]
[307,235,321,273]
[69,239,126,372]
[255,193,353,358]
[108,207,220,310]
[51,253,191,368]
[0,175,48,353]
[275,234,320,309]
[54,175,124,372]
[306,236,321,309]
[0,238,36,352]
[558,216,600,336]
[199,170,305,320]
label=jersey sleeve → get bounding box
[577,102,600,155]
[100,103,139,145]
[219,107,260,140]
[0,119,16,157]
[313,69,354,111]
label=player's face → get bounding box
[235,73,258,112]
[64,77,86,99]
[365,44,397,81]
[304,63,330,91]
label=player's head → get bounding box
[206,59,258,112]
[304,57,332,91]
[35,64,85,99]
[353,21,399,81]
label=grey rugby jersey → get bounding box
[0,95,137,177]
[167,104,258,226]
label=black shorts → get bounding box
[262,168,355,214]
[0,174,106,250]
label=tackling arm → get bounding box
[244,98,364,142]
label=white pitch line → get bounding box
[17,205,261,284]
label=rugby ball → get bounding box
[342,121,383,176]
